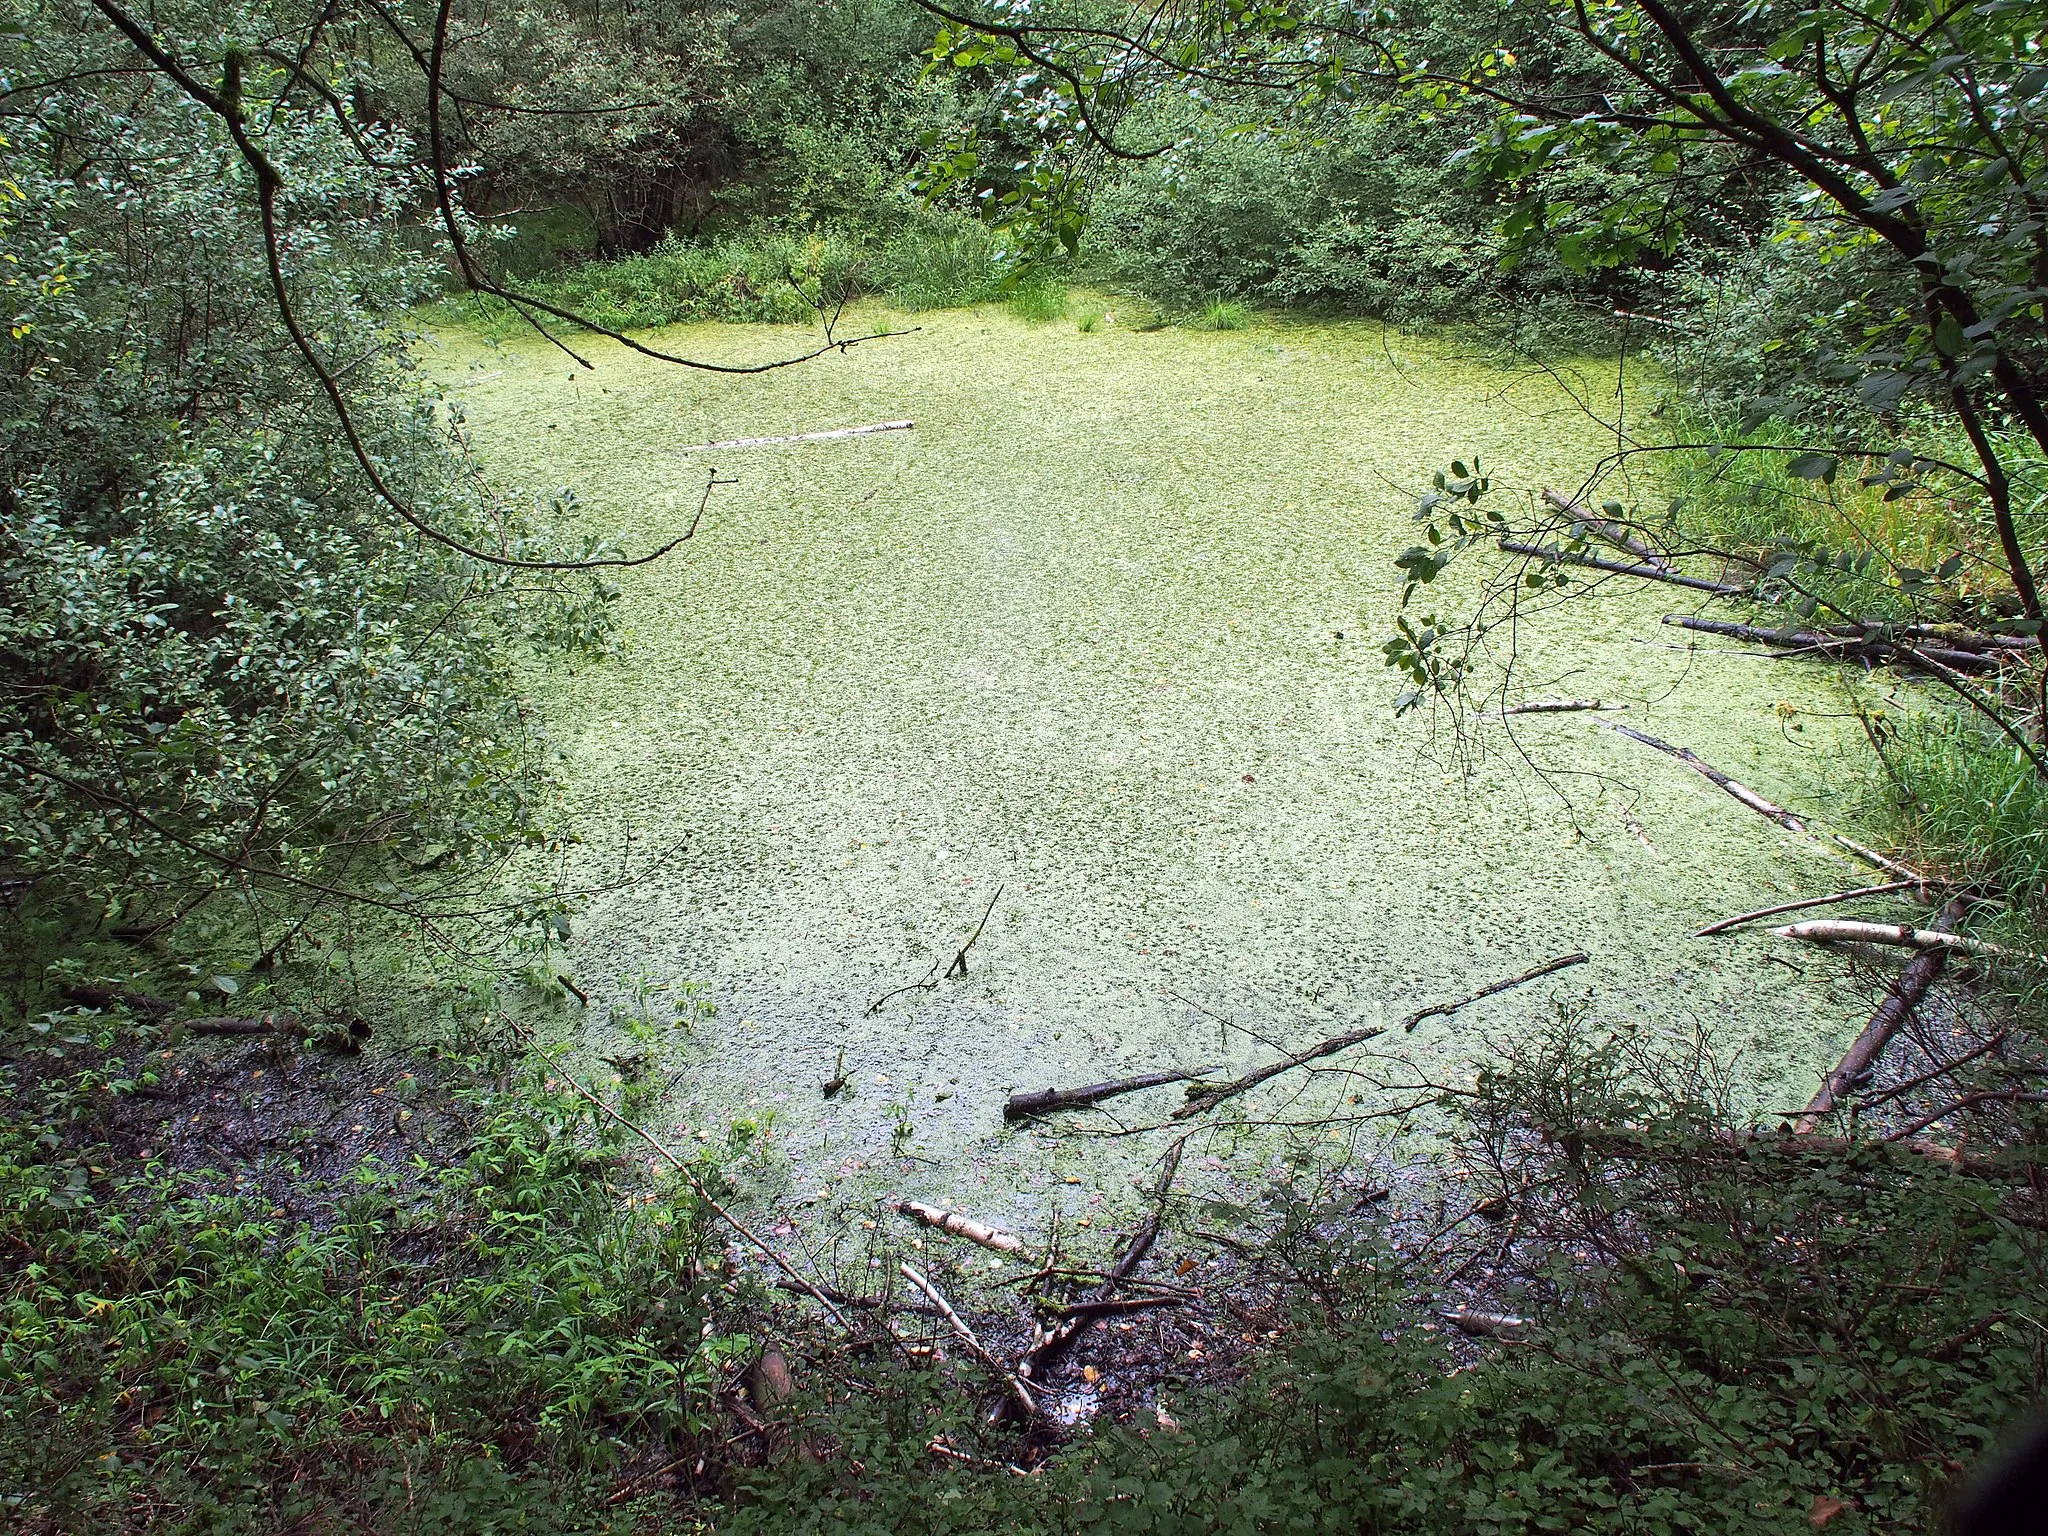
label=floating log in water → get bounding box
[1541,488,1669,568]
[1662,615,1995,673]
[1499,540,1742,595]
[895,1200,1030,1256]
[1604,722,1809,834]
[1791,898,1971,1134]
[1695,879,1925,938]
[675,419,913,452]
[1501,698,1627,715]
[1005,1067,1214,1121]
[1773,918,2033,962]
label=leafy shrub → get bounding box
[0,23,615,949]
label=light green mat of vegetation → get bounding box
[431,306,1872,1219]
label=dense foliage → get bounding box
[0,5,627,961]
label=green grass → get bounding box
[1191,300,1251,331]
[1005,276,1070,323]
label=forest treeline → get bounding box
[4,1,2048,1532]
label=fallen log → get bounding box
[1541,488,1669,568]
[1175,952,1588,1120]
[61,983,173,1017]
[1499,540,1742,595]
[900,1262,1038,1420]
[1695,879,1925,938]
[896,1200,1031,1257]
[1016,1140,1184,1390]
[1006,1067,1214,1121]
[1662,614,1994,673]
[1604,722,1808,834]
[1790,898,1971,1134]
[675,419,913,452]
[1501,698,1626,715]
[1773,918,2032,962]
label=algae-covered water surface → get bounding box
[434,307,1875,1226]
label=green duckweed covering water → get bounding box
[430,306,1882,1230]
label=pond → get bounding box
[432,305,1872,1232]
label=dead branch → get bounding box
[1605,722,1808,833]
[1695,879,1925,938]
[1833,834,1928,885]
[1441,1309,1528,1340]
[1791,898,1971,1134]
[1500,539,1740,594]
[1541,488,1669,567]
[899,1262,1038,1420]
[896,1200,1031,1257]
[1662,615,1996,673]
[1883,1091,2048,1143]
[1174,953,1588,1121]
[1854,1034,2007,1111]
[867,885,1003,1014]
[1006,1067,1216,1121]
[1017,1139,1185,1389]
[506,1021,859,1334]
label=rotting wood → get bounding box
[899,1262,1038,1420]
[1790,898,1971,1134]
[1695,879,1925,938]
[1174,953,1587,1120]
[674,419,913,452]
[1662,614,1995,673]
[1005,1067,1216,1121]
[1500,698,1627,715]
[1604,722,1808,833]
[1541,488,1669,567]
[1500,540,1741,594]
[896,1200,1031,1256]
[1773,918,2032,962]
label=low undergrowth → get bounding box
[5,994,2041,1534]
[0,1026,741,1534]
[734,1020,2047,1535]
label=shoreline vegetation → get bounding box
[7,0,2048,1530]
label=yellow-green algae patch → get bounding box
[430,307,1878,1226]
